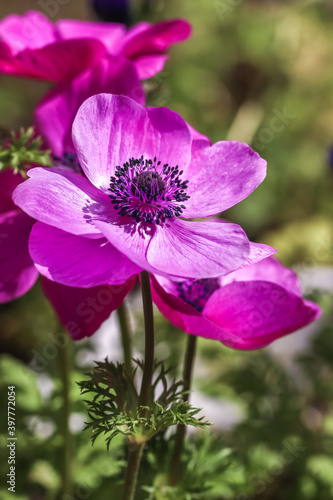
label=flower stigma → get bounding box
[108,156,190,225]
[177,278,221,313]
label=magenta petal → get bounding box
[147,219,250,278]
[151,275,235,342]
[72,94,159,191]
[35,56,145,156]
[56,19,126,52]
[96,218,250,279]
[245,242,277,266]
[0,11,57,53]
[30,222,141,288]
[13,167,111,237]
[203,281,321,350]
[0,210,38,302]
[184,141,267,218]
[41,276,135,340]
[147,106,192,171]
[0,38,106,82]
[222,256,302,296]
[94,217,158,275]
[121,19,192,60]
[187,125,211,144]
[133,55,168,80]
[0,170,24,214]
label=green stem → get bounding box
[168,335,198,486]
[58,335,73,497]
[121,271,155,500]
[117,302,132,375]
[137,271,155,414]
[121,443,145,500]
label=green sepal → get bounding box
[0,127,52,175]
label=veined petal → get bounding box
[41,276,135,340]
[30,222,141,287]
[203,281,321,350]
[13,167,112,237]
[72,94,191,192]
[147,219,250,278]
[147,106,192,173]
[0,210,38,302]
[245,242,277,266]
[35,56,145,156]
[222,256,301,296]
[94,217,159,275]
[183,141,267,218]
[95,218,250,279]
[72,94,158,191]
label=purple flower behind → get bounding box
[151,257,321,350]
[41,276,135,340]
[14,94,274,287]
[0,10,191,82]
[0,169,38,302]
[92,0,130,25]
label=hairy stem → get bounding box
[138,271,155,413]
[121,442,145,500]
[168,334,198,486]
[121,271,155,500]
[117,302,132,375]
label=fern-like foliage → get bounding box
[78,358,209,450]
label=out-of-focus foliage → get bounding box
[0,0,332,499]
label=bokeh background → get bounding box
[0,0,332,499]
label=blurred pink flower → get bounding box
[41,276,135,340]
[0,10,191,81]
[0,169,38,302]
[151,257,321,350]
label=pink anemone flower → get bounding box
[14,93,274,286]
[0,10,191,82]
[151,257,321,350]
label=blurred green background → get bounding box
[0,0,332,499]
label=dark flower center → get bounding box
[108,156,190,225]
[132,171,166,198]
[53,152,83,175]
[176,278,220,313]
